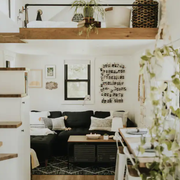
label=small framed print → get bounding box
[29,69,43,88]
[45,65,56,78]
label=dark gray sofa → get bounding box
[30,110,136,164]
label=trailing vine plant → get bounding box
[71,0,105,37]
[136,0,180,179]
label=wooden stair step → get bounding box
[0,94,27,98]
[0,121,22,128]
[0,142,2,147]
[0,154,18,161]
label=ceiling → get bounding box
[1,40,156,56]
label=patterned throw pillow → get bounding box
[112,111,128,126]
[89,117,112,131]
[42,117,66,131]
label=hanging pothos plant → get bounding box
[136,0,180,179]
[71,0,105,37]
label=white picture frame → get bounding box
[45,65,56,78]
[29,69,43,88]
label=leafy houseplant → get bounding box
[137,45,180,180]
[71,0,105,37]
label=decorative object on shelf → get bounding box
[103,134,109,140]
[86,133,101,139]
[5,61,10,68]
[100,63,126,104]
[36,9,43,21]
[105,7,131,28]
[71,0,105,36]
[45,65,56,78]
[77,17,101,28]
[29,69,43,88]
[46,82,58,90]
[136,0,180,179]
[132,0,159,28]
[72,13,84,22]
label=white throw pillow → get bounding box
[52,117,66,131]
[112,111,128,126]
[111,117,123,132]
[30,111,50,127]
[89,116,112,131]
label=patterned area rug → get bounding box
[32,156,115,175]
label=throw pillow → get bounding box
[42,117,66,131]
[112,111,128,126]
[30,111,50,128]
[89,116,112,131]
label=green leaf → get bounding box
[141,55,150,61]
[164,46,170,55]
[152,100,160,106]
[140,173,148,180]
[146,49,152,57]
[138,146,145,154]
[150,73,155,79]
[172,78,180,91]
[155,49,164,61]
[165,141,172,151]
[172,141,179,151]
[151,87,157,91]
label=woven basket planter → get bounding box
[132,0,159,28]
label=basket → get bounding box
[132,0,159,28]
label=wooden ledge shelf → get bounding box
[0,154,18,161]
[0,94,27,98]
[19,28,160,40]
[0,142,2,147]
[0,121,22,128]
[0,28,161,42]
[0,68,28,71]
[0,33,24,43]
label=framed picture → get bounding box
[29,69,43,88]
[45,65,56,78]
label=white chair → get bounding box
[123,147,150,180]
[114,131,127,180]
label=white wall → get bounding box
[16,54,138,122]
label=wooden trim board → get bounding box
[0,34,25,43]
[0,121,22,128]
[0,154,18,161]
[0,142,2,147]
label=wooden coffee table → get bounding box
[67,135,116,168]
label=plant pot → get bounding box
[103,135,109,140]
[83,6,94,18]
[151,56,176,81]
[105,7,131,28]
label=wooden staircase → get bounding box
[0,123,21,162]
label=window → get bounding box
[64,60,91,100]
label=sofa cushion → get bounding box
[31,110,62,119]
[63,111,94,128]
[94,111,110,118]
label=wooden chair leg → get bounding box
[45,160,48,167]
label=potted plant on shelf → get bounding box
[103,133,109,140]
[71,0,105,37]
